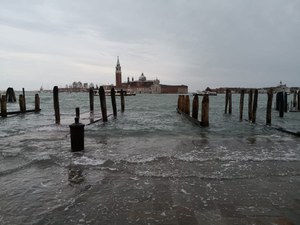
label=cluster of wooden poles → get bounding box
[52,85,126,152]
[0,88,41,117]
[177,94,209,127]
[53,86,125,125]
[225,88,300,125]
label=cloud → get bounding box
[0,0,300,91]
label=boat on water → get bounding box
[192,90,217,96]
[274,81,290,94]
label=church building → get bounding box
[114,57,188,94]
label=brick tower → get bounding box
[115,56,122,88]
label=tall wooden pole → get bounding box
[22,88,26,111]
[266,89,273,125]
[201,94,209,127]
[229,89,232,114]
[19,95,25,113]
[177,95,181,111]
[53,86,60,124]
[120,89,125,112]
[239,89,245,121]
[99,86,107,122]
[89,87,94,114]
[184,95,190,115]
[1,95,7,117]
[192,94,199,120]
[111,88,117,118]
[248,89,253,121]
[278,92,284,118]
[252,89,258,123]
[35,94,40,112]
[225,89,229,114]
[298,91,300,111]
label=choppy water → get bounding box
[0,92,299,225]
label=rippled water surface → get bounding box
[0,92,299,225]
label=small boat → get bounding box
[193,90,217,96]
[275,81,290,94]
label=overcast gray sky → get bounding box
[1,0,299,91]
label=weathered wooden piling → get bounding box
[99,86,108,122]
[224,89,232,114]
[69,117,85,152]
[1,95,7,117]
[293,91,297,108]
[89,87,94,114]
[111,88,117,118]
[53,86,60,124]
[6,87,16,103]
[120,89,125,112]
[22,88,26,111]
[184,95,190,115]
[192,94,199,120]
[229,90,232,114]
[298,91,300,111]
[177,95,181,111]
[266,89,273,125]
[179,95,184,112]
[239,89,245,121]
[252,89,258,123]
[284,92,288,112]
[19,95,25,113]
[248,89,253,121]
[277,92,284,117]
[201,94,209,127]
[35,94,40,112]
[225,89,229,114]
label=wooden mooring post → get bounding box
[53,86,60,124]
[266,89,273,125]
[89,87,94,114]
[19,95,26,113]
[120,89,125,112]
[176,94,208,127]
[192,94,199,120]
[201,94,209,127]
[298,91,300,111]
[224,89,232,114]
[111,88,117,118]
[184,95,190,115]
[35,94,40,112]
[69,115,85,152]
[99,86,107,122]
[277,92,285,118]
[22,88,26,111]
[252,89,258,123]
[1,95,7,117]
[239,89,245,121]
[248,89,253,121]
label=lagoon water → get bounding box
[0,92,299,224]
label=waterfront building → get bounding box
[115,57,188,94]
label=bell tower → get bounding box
[115,56,122,88]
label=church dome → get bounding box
[139,73,146,82]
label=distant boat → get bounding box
[193,90,217,96]
[275,81,290,94]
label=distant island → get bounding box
[55,57,188,94]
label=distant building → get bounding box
[114,57,188,94]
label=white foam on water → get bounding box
[73,156,106,166]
